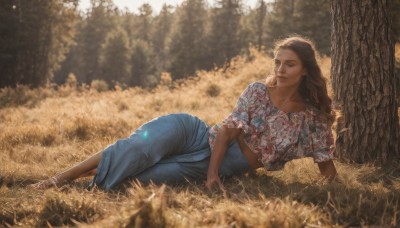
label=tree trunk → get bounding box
[331,0,399,163]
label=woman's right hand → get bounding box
[206,126,240,193]
[205,172,225,192]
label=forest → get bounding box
[0,0,400,227]
[1,0,398,89]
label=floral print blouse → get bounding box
[209,82,335,171]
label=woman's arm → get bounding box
[205,126,241,191]
[317,160,337,181]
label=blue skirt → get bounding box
[91,113,251,190]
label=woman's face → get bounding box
[274,48,306,88]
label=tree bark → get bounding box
[331,0,400,163]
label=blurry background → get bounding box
[79,0,261,14]
[2,0,398,90]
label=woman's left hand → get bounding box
[318,160,338,182]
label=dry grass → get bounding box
[1,48,399,227]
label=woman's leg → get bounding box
[93,113,210,190]
[31,113,211,190]
[30,114,185,190]
[78,169,97,178]
[30,151,102,189]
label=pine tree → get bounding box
[168,0,208,79]
[53,40,80,85]
[255,0,267,51]
[151,4,174,73]
[206,0,243,68]
[266,0,331,55]
[135,4,153,42]
[0,0,78,88]
[128,40,156,87]
[121,10,136,45]
[78,0,117,84]
[47,0,79,81]
[293,0,331,55]
[266,0,296,47]
[0,1,20,87]
[99,27,130,86]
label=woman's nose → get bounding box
[277,64,285,73]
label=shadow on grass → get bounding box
[356,162,400,190]
[221,173,400,227]
[0,175,93,190]
[0,175,37,188]
[0,209,36,227]
[109,172,399,226]
[36,196,100,227]
[2,167,399,227]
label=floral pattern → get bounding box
[209,82,335,171]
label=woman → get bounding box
[31,36,337,191]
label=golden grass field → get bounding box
[0,48,399,227]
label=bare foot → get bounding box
[29,177,59,190]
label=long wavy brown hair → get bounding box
[267,36,335,122]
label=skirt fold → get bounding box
[91,113,250,190]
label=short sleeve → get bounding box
[310,116,335,163]
[221,83,259,133]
